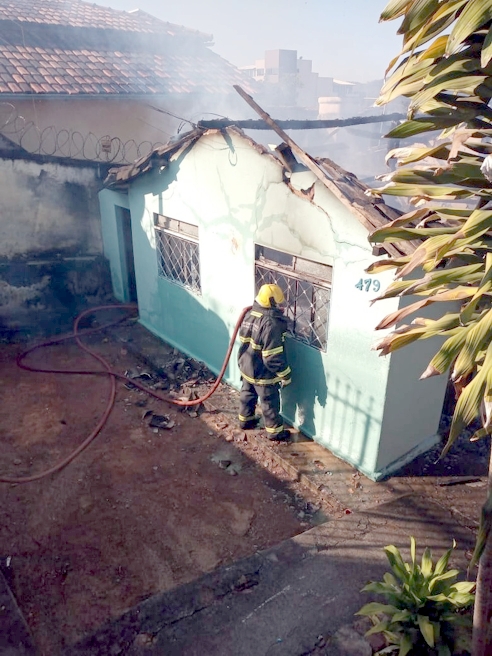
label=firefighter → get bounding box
[237,284,292,441]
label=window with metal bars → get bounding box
[154,214,201,294]
[255,245,332,351]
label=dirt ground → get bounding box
[0,323,324,655]
[0,315,488,656]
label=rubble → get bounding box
[148,414,175,430]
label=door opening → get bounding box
[116,206,137,303]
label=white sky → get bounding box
[92,0,404,83]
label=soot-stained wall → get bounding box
[0,156,112,340]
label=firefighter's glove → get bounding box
[280,378,292,388]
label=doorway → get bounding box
[115,206,137,303]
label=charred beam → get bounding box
[197,112,405,131]
[233,84,408,259]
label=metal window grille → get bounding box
[255,249,331,351]
[154,217,200,294]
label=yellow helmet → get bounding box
[255,284,285,308]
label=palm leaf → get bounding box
[396,229,462,278]
[454,208,492,239]
[452,308,492,379]
[373,325,429,355]
[375,289,473,331]
[406,267,483,295]
[420,34,449,61]
[385,117,460,139]
[380,0,414,22]
[421,325,473,379]
[459,251,492,323]
[389,142,452,164]
[399,0,441,37]
[443,341,492,454]
[410,74,488,112]
[366,258,412,274]
[398,1,469,58]
[377,58,437,105]
[447,0,492,55]
[481,23,492,67]
[377,183,473,199]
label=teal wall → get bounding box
[99,131,448,480]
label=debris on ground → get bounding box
[147,414,175,430]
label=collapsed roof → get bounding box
[104,126,413,258]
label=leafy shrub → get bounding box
[356,538,475,656]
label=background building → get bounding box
[240,49,407,182]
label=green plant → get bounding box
[356,538,475,656]
[367,2,492,653]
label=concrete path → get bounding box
[65,495,474,656]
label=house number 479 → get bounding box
[355,278,380,293]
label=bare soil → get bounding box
[0,328,319,655]
[0,316,486,655]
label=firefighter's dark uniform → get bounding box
[237,301,291,437]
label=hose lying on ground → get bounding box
[1,303,251,484]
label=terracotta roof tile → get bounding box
[0,43,252,96]
[0,0,210,39]
[0,0,253,97]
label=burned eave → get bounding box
[104,125,415,258]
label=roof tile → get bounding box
[0,0,253,97]
[0,43,252,96]
[0,0,210,38]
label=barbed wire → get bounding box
[0,102,167,164]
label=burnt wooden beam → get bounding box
[232,84,407,260]
[197,112,405,131]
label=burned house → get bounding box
[99,126,448,480]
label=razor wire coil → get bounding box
[0,102,165,164]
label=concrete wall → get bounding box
[0,156,112,340]
[7,98,176,159]
[5,94,250,163]
[99,131,447,479]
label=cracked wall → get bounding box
[99,131,447,479]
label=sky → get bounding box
[92,0,404,83]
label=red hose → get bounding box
[1,303,251,484]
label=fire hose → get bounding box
[0,303,251,484]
